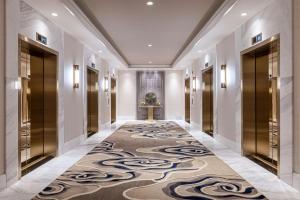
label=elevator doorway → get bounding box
[111,78,116,124]
[185,78,190,123]
[19,36,57,176]
[87,68,99,137]
[202,67,213,136]
[242,36,279,174]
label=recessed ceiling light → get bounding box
[148,44,153,47]
[241,12,247,17]
[197,50,203,53]
[148,61,152,64]
[51,12,58,17]
[146,1,154,6]
[98,50,103,53]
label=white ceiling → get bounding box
[23,0,274,70]
[24,0,129,69]
[74,0,224,67]
[174,0,273,68]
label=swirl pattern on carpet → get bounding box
[33,121,267,200]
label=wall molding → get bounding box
[117,116,136,120]
[0,174,6,191]
[190,122,201,129]
[100,122,111,129]
[215,134,241,154]
[293,173,300,191]
[62,134,85,154]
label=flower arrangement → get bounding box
[140,92,161,106]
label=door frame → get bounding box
[86,66,99,137]
[201,66,214,136]
[184,77,190,123]
[240,34,280,175]
[18,34,59,178]
[110,77,116,124]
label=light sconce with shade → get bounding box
[112,68,116,77]
[192,76,197,92]
[185,68,189,77]
[104,76,109,92]
[73,65,80,88]
[220,64,227,88]
[14,77,21,90]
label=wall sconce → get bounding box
[104,76,109,92]
[185,68,189,77]
[192,76,196,92]
[14,77,21,90]
[73,65,80,88]
[221,64,227,88]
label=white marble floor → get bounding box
[176,120,300,200]
[0,121,125,200]
[0,120,299,200]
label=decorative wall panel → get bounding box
[137,71,165,120]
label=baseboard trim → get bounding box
[190,122,201,129]
[215,134,241,154]
[293,173,300,191]
[0,174,6,191]
[62,134,85,154]
[117,116,136,120]
[100,122,111,129]
[6,175,17,189]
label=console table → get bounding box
[139,105,161,121]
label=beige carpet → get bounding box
[33,121,267,200]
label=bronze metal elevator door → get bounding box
[19,38,57,176]
[111,78,116,124]
[202,68,213,136]
[242,38,279,174]
[185,78,190,123]
[87,68,99,137]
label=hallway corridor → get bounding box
[34,121,266,199]
[1,0,300,199]
[1,122,299,200]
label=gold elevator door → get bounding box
[111,78,116,124]
[185,78,190,123]
[202,68,213,136]
[87,68,99,137]
[19,38,57,176]
[242,38,279,174]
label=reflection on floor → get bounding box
[33,121,266,200]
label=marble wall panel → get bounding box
[187,0,293,186]
[137,71,165,120]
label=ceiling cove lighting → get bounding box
[73,65,80,88]
[241,12,247,17]
[221,64,227,88]
[146,1,154,6]
[51,12,58,17]
[223,0,239,16]
[64,5,75,16]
